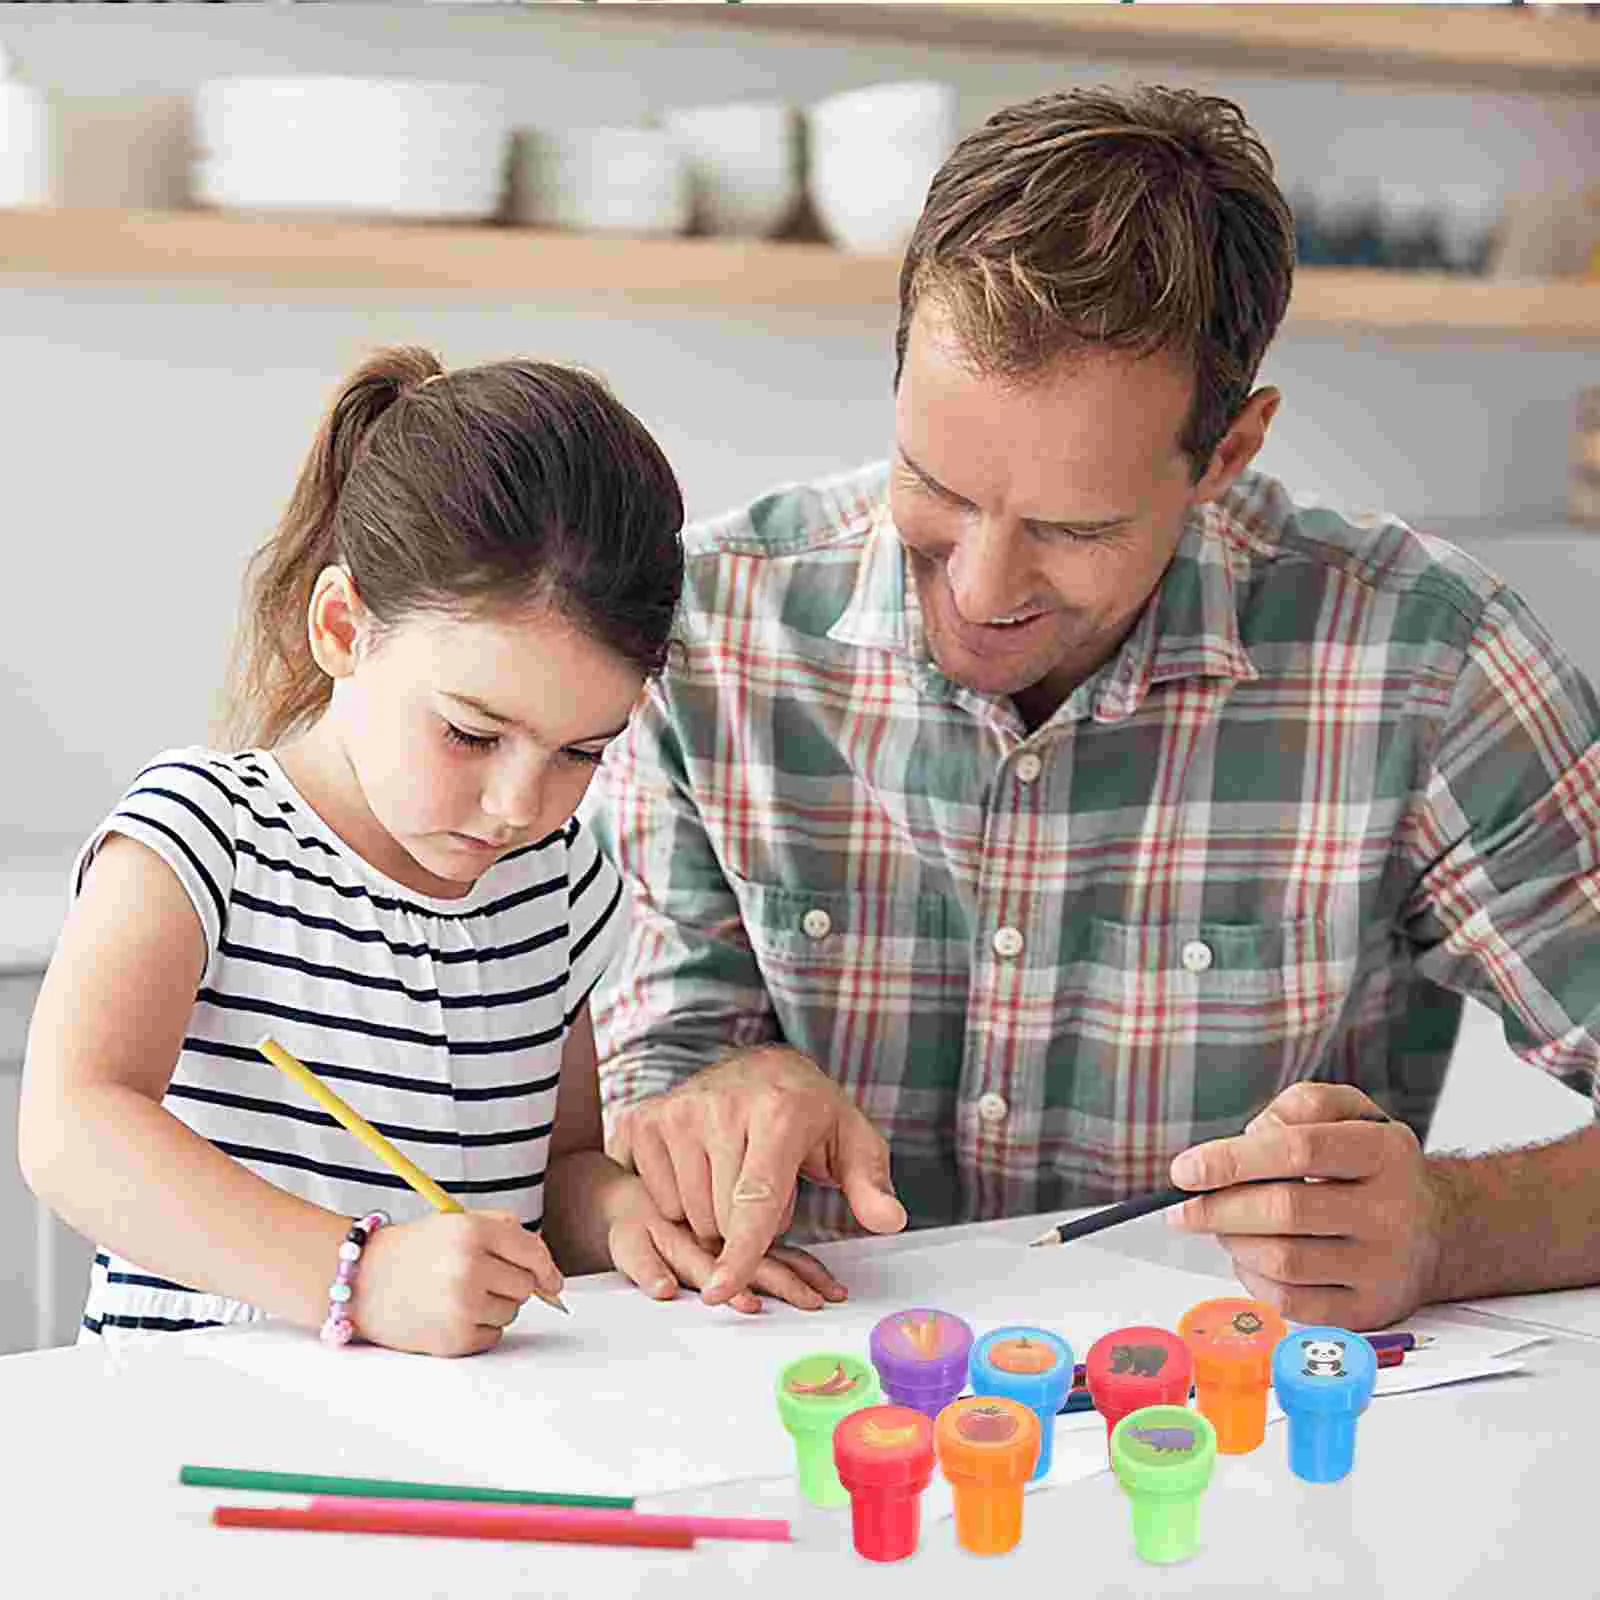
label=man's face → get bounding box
[890,299,1249,714]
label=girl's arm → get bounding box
[537,1006,650,1276]
[540,1007,845,1312]
[19,833,353,1328]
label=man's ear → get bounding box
[306,565,367,679]
[1190,386,1282,504]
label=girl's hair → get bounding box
[225,346,685,747]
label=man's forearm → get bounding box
[1425,1120,1600,1303]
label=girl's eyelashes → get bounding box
[443,721,499,752]
[444,718,608,766]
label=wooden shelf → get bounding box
[1284,267,1600,341]
[3,208,1598,340]
[625,2,1600,96]
[0,207,883,309]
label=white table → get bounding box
[1,1211,1591,1599]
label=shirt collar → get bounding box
[826,479,1259,721]
[1089,500,1259,723]
[825,483,921,658]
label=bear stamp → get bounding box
[1109,1342,1170,1377]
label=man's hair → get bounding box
[896,85,1295,477]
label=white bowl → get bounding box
[202,149,509,183]
[203,129,507,163]
[808,79,956,150]
[0,83,55,206]
[195,74,509,119]
[808,137,943,255]
[1437,184,1501,273]
[193,155,505,220]
[510,127,689,236]
[195,76,509,152]
[661,100,799,238]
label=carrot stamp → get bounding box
[869,1309,974,1419]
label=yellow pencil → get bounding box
[257,1035,568,1315]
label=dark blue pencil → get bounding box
[1029,1112,1394,1247]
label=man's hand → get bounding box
[607,1046,907,1305]
[1165,1082,1445,1330]
[604,1182,846,1315]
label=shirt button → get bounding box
[1014,752,1043,784]
[801,907,833,941]
[977,1091,1009,1125]
[992,925,1024,959]
[1181,939,1214,973]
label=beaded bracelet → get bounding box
[320,1210,389,1347]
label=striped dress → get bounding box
[73,746,623,1341]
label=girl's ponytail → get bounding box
[221,343,682,749]
[222,347,443,747]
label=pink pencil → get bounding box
[310,1496,792,1544]
[215,1502,692,1550]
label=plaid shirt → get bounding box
[588,461,1600,1243]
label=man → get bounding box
[586,85,1600,1331]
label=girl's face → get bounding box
[321,588,644,891]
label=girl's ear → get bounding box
[306,565,368,679]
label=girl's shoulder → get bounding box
[83,745,266,862]
[105,745,268,827]
[74,746,268,981]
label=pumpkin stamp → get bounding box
[989,1335,1060,1375]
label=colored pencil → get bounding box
[256,1035,567,1315]
[1368,1331,1432,1353]
[1029,1181,1282,1246]
[1029,1112,1394,1247]
[1060,1344,1406,1411]
[312,1497,790,1543]
[1065,1332,1424,1386]
[180,1465,631,1509]
[213,1502,694,1549]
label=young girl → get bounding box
[19,346,841,1355]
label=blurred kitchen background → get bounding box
[1,0,1598,1354]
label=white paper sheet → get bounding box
[1455,1286,1600,1343]
[182,1233,1536,1501]
[580,1236,1247,1354]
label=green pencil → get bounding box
[179,1465,633,1509]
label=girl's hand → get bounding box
[352,1210,563,1357]
[605,1186,846,1315]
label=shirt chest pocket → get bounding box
[1047,915,1361,1135]
[730,879,961,1090]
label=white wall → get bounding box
[1,5,1598,837]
